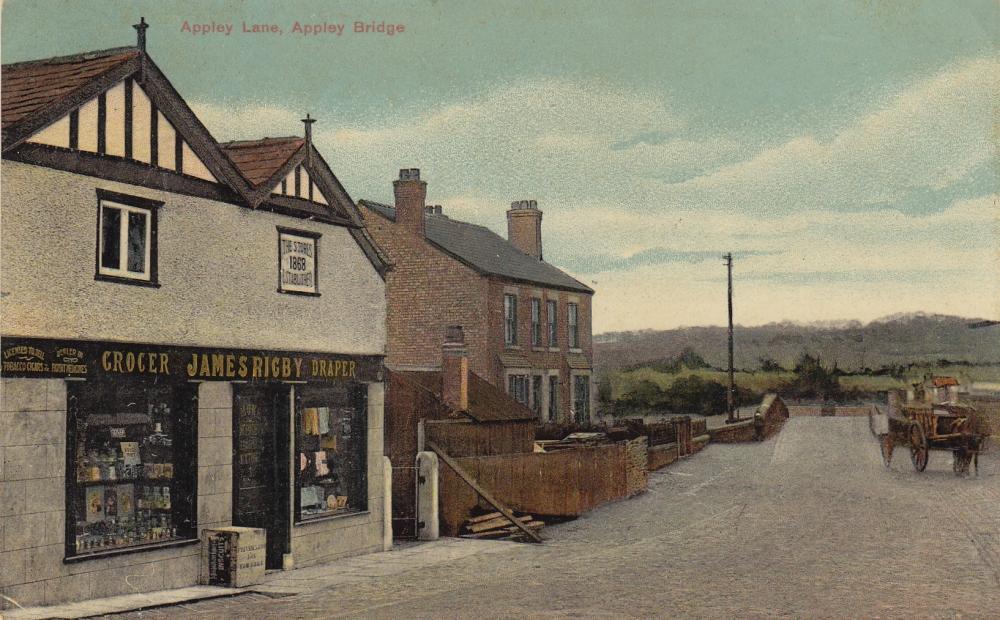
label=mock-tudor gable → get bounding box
[2,46,253,203]
[23,77,217,182]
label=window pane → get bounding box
[101,207,121,270]
[548,376,558,422]
[532,375,543,418]
[127,211,147,273]
[69,381,195,557]
[296,384,367,520]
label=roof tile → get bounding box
[2,47,139,130]
[220,137,304,187]
[360,200,593,293]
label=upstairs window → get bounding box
[530,298,542,347]
[568,303,579,349]
[504,294,518,345]
[547,300,558,347]
[96,191,161,286]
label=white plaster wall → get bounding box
[0,161,386,355]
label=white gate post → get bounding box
[382,455,393,551]
[416,451,439,541]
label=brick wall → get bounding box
[360,208,490,375]
[486,280,594,423]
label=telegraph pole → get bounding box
[724,253,736,423]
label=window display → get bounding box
[295,384,367,521]
[67,380,196,558]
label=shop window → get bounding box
[278,227,320,296]
[504,294,518,345]
[66,379,197,560]
[95,190,161,286]
[508,374,529,406]
[568,303,579,349]
[295,383,368,522]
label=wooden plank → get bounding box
[466,511,503,525]
[467,515,533,533]
[428,440,543,544]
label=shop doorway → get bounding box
[232,384,290,570]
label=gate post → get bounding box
[416,451,439,541]
[382,456,393,551]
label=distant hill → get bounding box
[594,313,1000,375]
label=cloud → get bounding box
[659,56,999,214]
[189,58,999,331]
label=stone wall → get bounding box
[0,379,218,609]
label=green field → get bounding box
[610,364,1000,401]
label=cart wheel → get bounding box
[953,449,972,476]
[909,423,928,472]
[879,433,894,467]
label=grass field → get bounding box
[610,364,1000,401]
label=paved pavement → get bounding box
[79,418,1000,618]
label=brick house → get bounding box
[358,169,595,424]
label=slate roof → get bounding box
[393,370,536,422]
[360,200,593,293]
[2,47,139,130]
[219,136,304,187]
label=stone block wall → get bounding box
[0,379,238,610]
[624,437,648,497]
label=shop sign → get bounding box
[1,336,382,383]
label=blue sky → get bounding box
[3,0,997,332]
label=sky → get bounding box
[2,0,998,333]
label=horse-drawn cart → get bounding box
[877,403,990,475]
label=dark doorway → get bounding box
[232,384,290,570]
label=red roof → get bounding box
[219,137,304,187]
[2,47,139,130]
[931,377,959,387]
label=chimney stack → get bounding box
[507,200,543,260]
[394,168,427,236]
[441,325,469,414]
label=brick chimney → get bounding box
[394,168,426,236]
[441,325,469,413]
[507,200,543,260]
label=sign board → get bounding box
[1,336,383,383]
[201,527,266,588]
[278,230,318,294]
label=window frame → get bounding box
[293,382,368,524]
[531,373,544,419]
[64,377,199,562]
[507,373,529,406]
[94,189,162,288]
[504,294,518,346]
[568,302,579,349]
[547,299,558,348]
[547,373,559,423]
[277,226,322,297]
[572,373,591,424]
[530,298,542,347]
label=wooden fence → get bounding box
[437,439,648,536]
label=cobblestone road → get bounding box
[106,418,1000,619]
